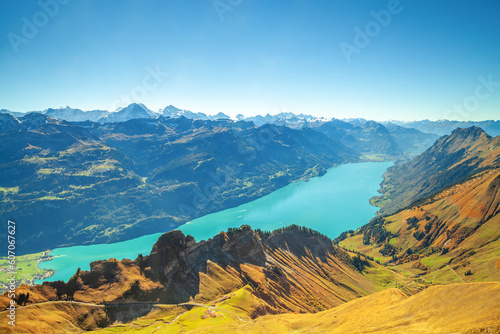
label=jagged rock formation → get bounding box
[1,226,379,317]
[136,225,376,312]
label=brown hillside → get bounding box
[132,226,382,313]
[392,168,500,252]
[340,167,500,284]
[183,282,500,334]
[1,225,398,334]
[375,126,500,215]
[0,302,109,333]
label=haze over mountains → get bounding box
[3,103,500,136]
[390,119,500,136]
[4,104,500,160]
[4,103,500,161]
[0,104,231,124]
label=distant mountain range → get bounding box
[0,104,231,124]
[0,103,448,159]
[1,104,500,251]
[388,119,500,136]
[3,104,499,137]
[310,119,439,159]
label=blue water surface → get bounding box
[39,161,391,282]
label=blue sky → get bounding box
[0,0,499,121]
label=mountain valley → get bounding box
[0,112,359,252]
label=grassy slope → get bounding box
[220,282,500,334]
[87,282,500,334]
[375,127,500,215]
[0,302,109,333]
[340,169,500,287]
[90,287,259,334]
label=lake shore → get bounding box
[39,161,392,283]
[0,251,54,293]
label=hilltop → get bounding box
[390,119,500,137]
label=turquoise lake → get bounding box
[39,161,392,282]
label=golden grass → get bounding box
[342,169,500,285]
[0,302,108,333]
[89,282,500,334]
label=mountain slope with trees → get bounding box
[373,126,500,215]
[0,113,358,252]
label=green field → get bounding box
[0,251,54,292]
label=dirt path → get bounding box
[0,300,104,314]
[446,265,465,283]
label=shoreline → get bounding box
[34,250,55,283]
[0,250,55,293]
